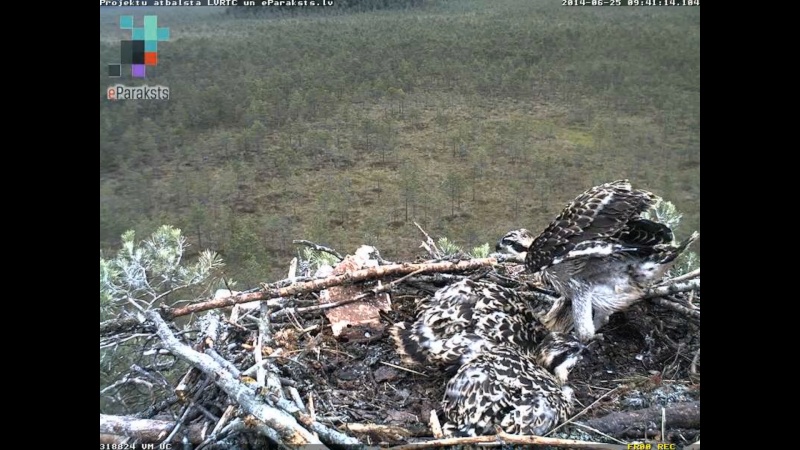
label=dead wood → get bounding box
[386,430,624,449]
[101,238,700,449]
[168,258,497,318]
[292,239,344,261]
[341,423,413,439]
[100,414,207,444]
[144,310,358,448]
[649,296,700,320]
[644,279,700,299]
[578,401,700,438]
[656,268,699,286]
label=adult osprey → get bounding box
[502,180,699,341]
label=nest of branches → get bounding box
[100,234,700,450]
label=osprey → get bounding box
[391,278,548,368]
[441,333,585,437]
[501,180,699,341]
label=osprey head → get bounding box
[495,228,535,257]
[535,332,588,383]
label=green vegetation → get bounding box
[100,0,700,286]
[642,200,699,277]
[100,226,223,412]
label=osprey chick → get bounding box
[391,278,547,368]
[501,180,699,341]
[441,332,586,437]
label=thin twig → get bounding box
[293,240,344,261]
[308,391,318,440]
[161,404,193,445]
[547,387,619,436]
[568,422,626,445]
[690,348,700,375]
[644,279,700,299]
[380,361,428,377]
[429,410,443,439]
[649,297,700,320]
[100,376,154,396]
[270,269,429,320]
[289,387,306,413]
[656,268,700,286]
[190,400,220,423]
[210,405,235,437]
[271,296,364,319]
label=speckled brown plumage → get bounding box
[441,333,585,437]
[391,278,547,368]
[498,180,698,341]
[524,180,661,273]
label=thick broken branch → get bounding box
[386,430,623,450]
[579,401,700,437]
[99,414,206,444]
[167,258,497,318]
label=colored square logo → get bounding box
[111,15,169,79]
[132,65,146,78]
[120,15,133,29]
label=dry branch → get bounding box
[386,430,623,450]
[649,297,700,320]
[167,258,497,318]
[100,414,206,444]
[100,258,492,337]
[292,240,344,261]
[144,310,342,448]
[643,279,700,299]
[579,401,700,437]
[429,410,443,439]
[342,423,412,439]
[656,269,699,286]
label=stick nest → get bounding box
[100,245,700,449]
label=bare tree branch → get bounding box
[144,310,325,447]
[100,414,206,444]
[644,279,700,299]
[649,297,700,320]
[167,258,497,318]
[292,240,344,261]
[656,269,699,286]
